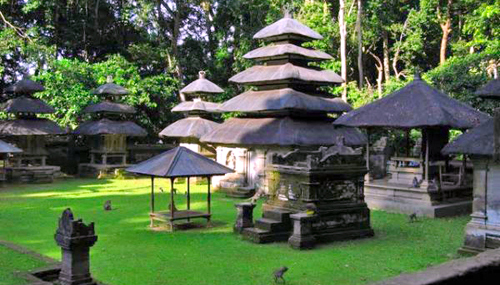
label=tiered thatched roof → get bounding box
[0,139,22,154]
[83,101,135,114]
[253,14,323,42]
[2,97,55,114]
[0,119,65,135]
[4,78,44,94]
[73,118,147,136]
[475,78,500,99]
[180,71,224,96]
[334,75,489,130]
[171,101,220,113]
[159,117,219,139]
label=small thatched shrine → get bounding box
[74,77,147,177]
[202,13,373,248]
[159,71,222,159]
[0,139,22,185]
[0,78,65,183]
[443,78,500,253]
[335,74,490,217]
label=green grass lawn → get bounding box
[0,244,49,285]
[0,178,469,285]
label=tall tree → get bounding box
[437,0,453,65]
[338,0,347,101]
[356,0,363,88]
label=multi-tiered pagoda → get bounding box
[0,78,65,183]
[202,14,373,247]
[74,77,147,177]
[159,71,222,159]
[201,13,365,193]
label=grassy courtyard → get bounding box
[0,178,469,285]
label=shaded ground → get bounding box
[0,178,469,285]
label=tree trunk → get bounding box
[368,50,383,98]
[356,0,363,89]
[382,30,390,83]
[339,0,347,101]
[440,19,451,65]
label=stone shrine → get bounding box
[443,78,500,253]
[0,78,65,183]
[238,139,373,248]
[54,208,98,285]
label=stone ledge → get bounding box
[373,247,500,285]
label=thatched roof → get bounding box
[0,139,22,154]
[73,118,147,136]
[4,78,44,94]
[159,117,220,139]
[253,14,323,42]
[229,63,343,86]
[334,76,490,130]
[180,71,224,95]
[83,102,136,114]
[244,44,332,61]
[218,88,351,113]
[441,119,494,156]
[171,100,220,113]
[91,78,129,96]
[200,117,366,146]
[126,146,233,178]
[2,97,55,114]
[0,119,65,136]
[475,78,500,99]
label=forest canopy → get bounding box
[0,0,499,136]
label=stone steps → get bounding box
[225,186,255,199]
[241,209,292,243]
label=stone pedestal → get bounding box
[234,203,256,233]
[54,208,97,285]
[288,213,317,249]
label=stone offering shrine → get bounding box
[54,208,98,285]
[443,78,500,253]
[237,139,373,248]
[74,77,147,177]
[0,78,65,183]
[0,139,22,185]
[159,71,222,160]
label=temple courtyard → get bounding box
[0,178,469,285]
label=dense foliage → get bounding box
[0,0,499,136]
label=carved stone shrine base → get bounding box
[365,178,472,218]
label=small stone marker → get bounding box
[234,203,256,233]
[54,208,98,285]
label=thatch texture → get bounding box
[334,77,490,129]
[0,139,22,154]
[441,119,494,156]
[159,117,220,139]
[180,71,224,95]
[0,119,65,135]
[2,97,55,114]
[253,15,323,41]
[244,44,332,61]
[73,118,147,136]
[83,102,136,114]
[200,117,366,146]
[171,101,220,113]
[218,88,351,113]
[91,83,129,96]
[126,146,233,178]
[475,79,500,99]
[229,63,343,85]
[4,79,44,94]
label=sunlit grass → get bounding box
[0,178,470,285]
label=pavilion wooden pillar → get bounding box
[170,178,175,230]
[207,176,211,215]
[150,176,155,213]
[365,129,371,182]
[187,177,191,223]
[424,129,430,182]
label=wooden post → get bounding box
[170,178,175,219]
[425,129,429,182]
[187,176,191,223]
[405,129,410,157]
[207,176,211,215]
[151,176,155,213]
[365,129,371,182]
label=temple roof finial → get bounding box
[198,71,206,79]
[106,75,113,84]
[283,4,293,18]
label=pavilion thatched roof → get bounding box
[253,14,323,42]
[0,139,22,154]
[218,88,351,114]
[126,146,233,178]
[91,82,129,96]
[200,117,366,146]
[475,78,500,99]
[83,102,136,114]
[0,119,65,136]
[244,44,332,61]
[441,119,494,156]
[73,118,147,136]
[180,71,224,95]
[2,97,55,114]
[171,100,220,113]
[159,117,220,139]
[334,76,490,130]
[4,78,44,94]
[229,63,343,86]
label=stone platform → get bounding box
[365,178,472,218]
[7,165,61,183]
[78,163,129,178]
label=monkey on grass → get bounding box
[103,200,112,211]
[273,266,288,283]
[408,212,418,223]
